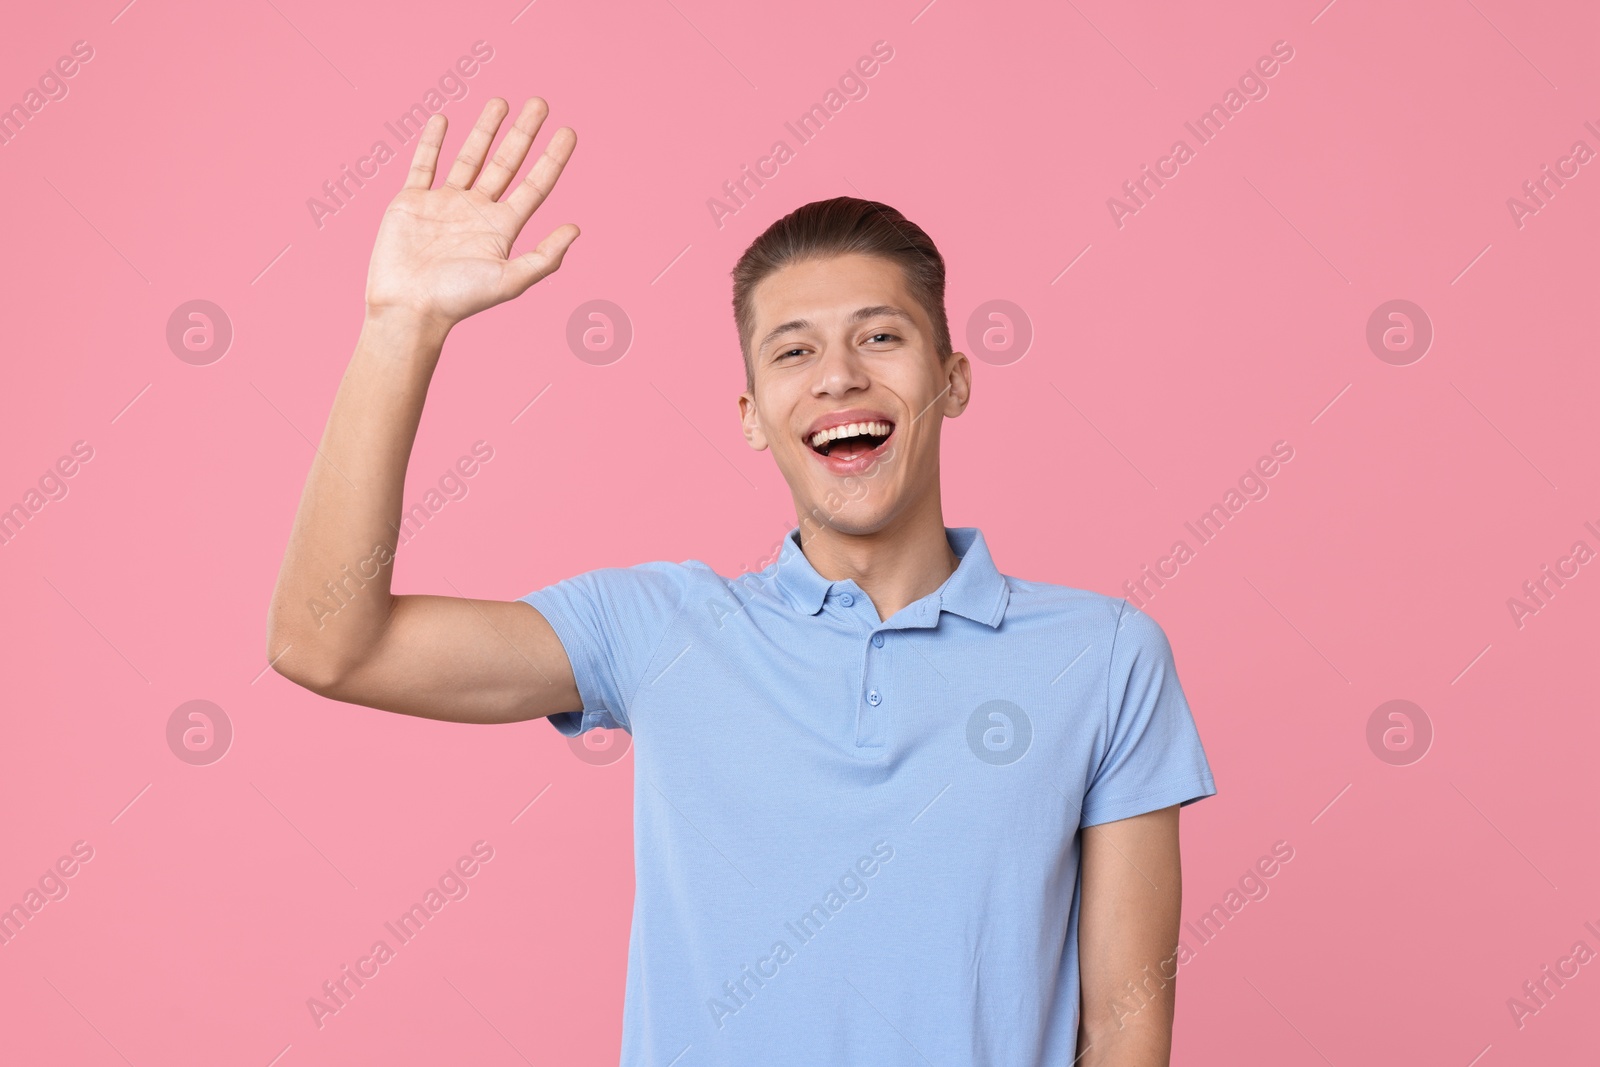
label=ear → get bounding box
[738,390,769,450]
[942,350,973,418]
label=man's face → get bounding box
[738,252,971,537]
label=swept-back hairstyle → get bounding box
[731,197,952,392]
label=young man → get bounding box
[268,96,1217,1066]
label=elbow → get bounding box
[265,614,349,697]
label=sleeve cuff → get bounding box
[1079,775,1217,829]
[519,590,629,734]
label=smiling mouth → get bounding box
[807,420,895,460]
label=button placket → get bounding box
[856,625,889,750]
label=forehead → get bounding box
[749,253,920,333]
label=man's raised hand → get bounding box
[364,96,579,329]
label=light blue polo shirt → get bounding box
[520,525,1216,1066]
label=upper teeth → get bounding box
[810,421,892,449]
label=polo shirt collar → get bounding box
[774,525,1010,628]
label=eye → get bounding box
[776,347,807,359]
[865,332,899,344]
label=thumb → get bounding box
[500,223,581,302]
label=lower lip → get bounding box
[807,431,895,476]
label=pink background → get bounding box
[2,0,1597,1063]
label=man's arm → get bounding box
[1075,804,1184,1067]
[265,96,583,725]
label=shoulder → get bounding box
[1001,573,1133,631]
[1002,576,1178,666]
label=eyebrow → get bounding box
[758,305,916,354]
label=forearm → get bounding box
[1077,980,1175,1067]
[265,309,451,687]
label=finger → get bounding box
[474,97,550,202]
[504,126,577,224]
[402,114,448,190]
[500,223,581,300]
[443,98,511,190]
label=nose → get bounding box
[810,340,869,398]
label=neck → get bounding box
[795,496,960,623]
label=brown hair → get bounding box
[731,196,952,393]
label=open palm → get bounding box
[365,97,580,327]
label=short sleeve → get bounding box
[518,561,691,736]
[1080,600,1217,828]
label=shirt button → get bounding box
[867,689,881,706]
[872,633,884,647]
[839,593,854,607]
